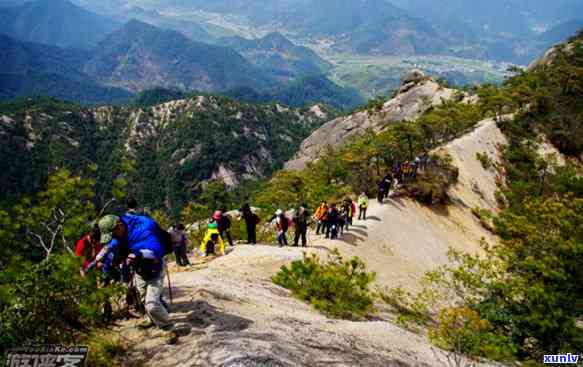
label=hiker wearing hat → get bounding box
[200,222,225,256]
[86,214,179,344]
[214,210,234,247]
[273,209,289,247]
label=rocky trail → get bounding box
[114,118,508,366]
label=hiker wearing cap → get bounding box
[293,205,310,247]
[240,203,260,245]
[200,222,225,256]
[215,210,234,247]
[272,209,289,247]
[86,214,179,344]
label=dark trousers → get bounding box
[174,245,190,266]
[316,220,327,235]
[246,224,257,244]
[359,207,367,220]
[294,227,307,247]
[326,223,338,239]
[277,231,288,247]
[220,230,233,246]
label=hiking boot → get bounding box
[137,320,155,330]
[163,329,179,345]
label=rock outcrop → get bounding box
[285,74,459,170]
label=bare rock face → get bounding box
[527,38,581,71]
[286,75,457,171]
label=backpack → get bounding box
[154,224,173,257]
[280,215,289,232]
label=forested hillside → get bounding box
[0,95,331,214]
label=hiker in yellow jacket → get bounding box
[358,192,369,220]
[199,222,225,256]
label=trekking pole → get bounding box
[166,263,173,305]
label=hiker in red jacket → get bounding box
[75,223,102,270]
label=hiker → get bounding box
[86,214,179,344]
[272,209,289,247]
[412,158,420,180]
[200,222,225,256]
[326,204,340,239]
[338,206,346,236]
[420,151,429,171]
[215,210,234,247]
[293,205,310,247]
[378,174,392,204]
[240,204,260,245]
[170,224,190,267]
[358,193,369,220]
[204,233,220,256]
[126,197,142,215]
[313,201,328,235]
[341,198,353,231]
[75,223,102,271]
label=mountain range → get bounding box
[218,32,331,81]
[0,0,119,49]
[0,0,361,108]
[83,0,583,63]
[83,20,271,93]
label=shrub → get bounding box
[83,332,129,367]
[379,286,431,330]
[272,250,376,320]
[429,307,516,362]
[476,152,494,170]
[0,255,124,356]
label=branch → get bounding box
[97,198,117,218]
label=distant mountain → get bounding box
[538,19,583,45]
[271,0,446,55]
[0,0,120,49]
[83,20,272,93]
[119,6,212,42]
[218,32,331,81]
[0,35,131,104]
[226,75,364,110]
[390,0,583,37]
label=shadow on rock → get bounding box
[173,299,253,333]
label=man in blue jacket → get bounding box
[86,214,178,344]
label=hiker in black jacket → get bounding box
[240,203,259,245]
[325,204,340,239]
[293,205,310,247]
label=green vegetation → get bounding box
[384,32,583,363]
[0,169,125,358]
[255,98,483,210]
[0,95,328,217]
[476,152,494,169]
[272,250,376,320]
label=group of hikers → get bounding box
[74,157,434,345]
